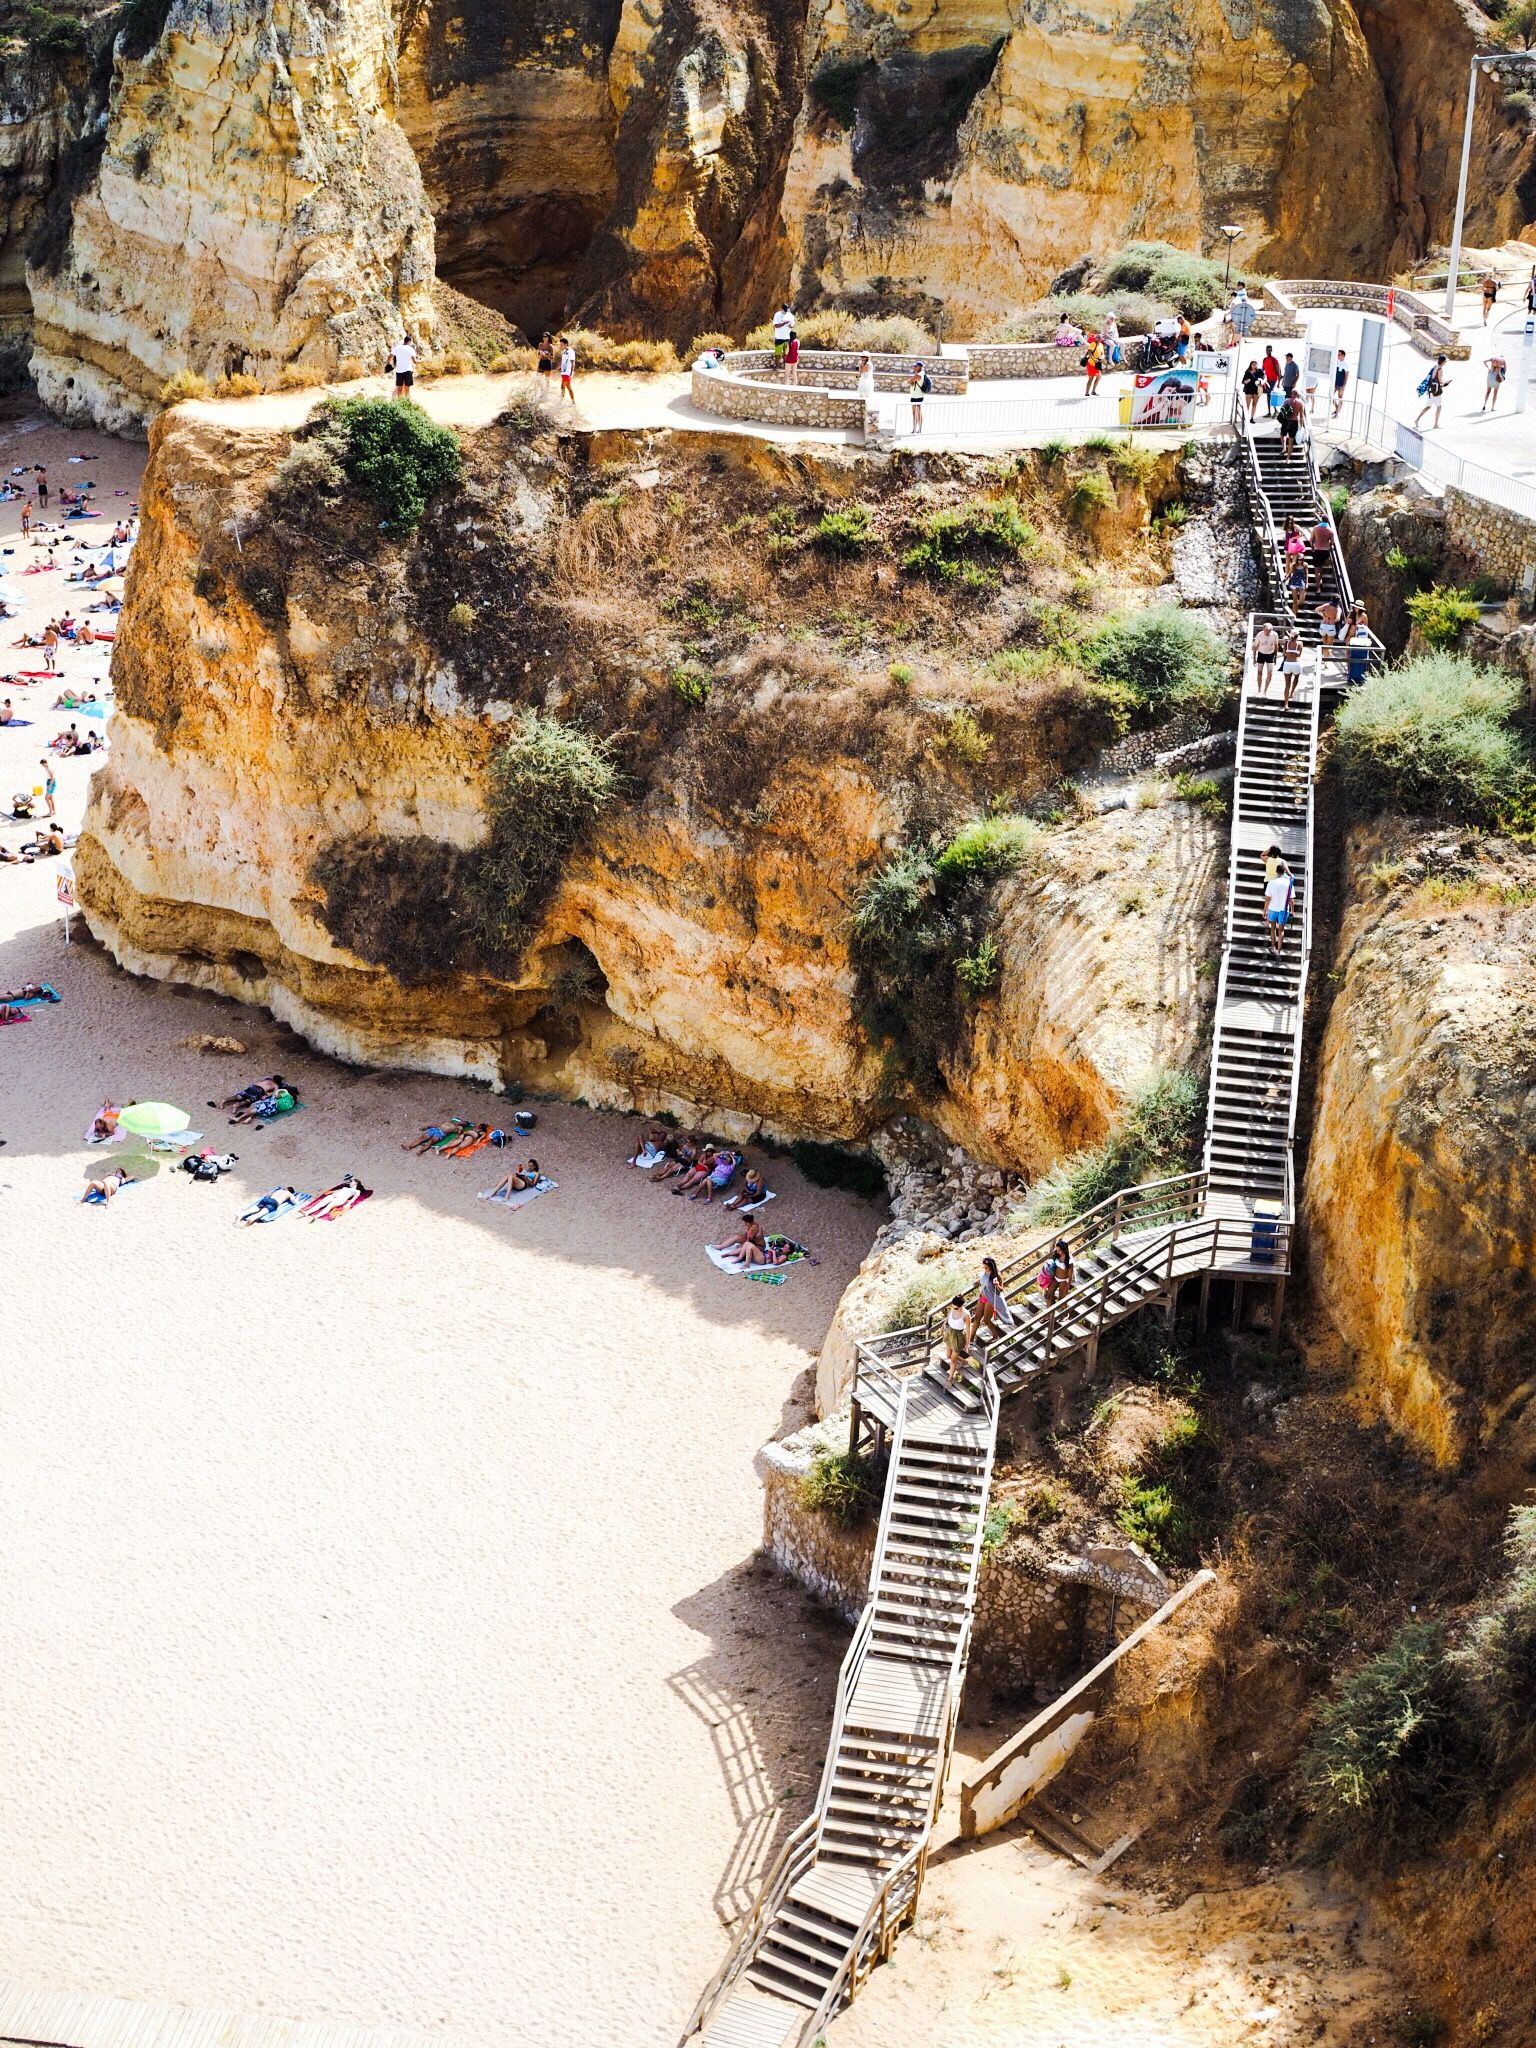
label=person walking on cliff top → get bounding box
[559,336,576,405]
[1280,352,1300,400]
[1414,354,1450,431]
[389,334,417,401]
[1332,347,1349,419]
[1482,353,1509,412]
[1481,272,1498,325]
[907,360,932,433]
[1083,333,1106,397]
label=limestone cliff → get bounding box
[77,402,1221,1164]
[25,0,437,434]
[1305,823,1536,1467]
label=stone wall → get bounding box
[1265,280,1468,359]
[759,1418,1167,1694]
[965,340,1147,379]
[1443,484,1536,592]
[690,362,869,436]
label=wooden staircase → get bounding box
[681,1379,997,2047]
[682,420,1369,2047]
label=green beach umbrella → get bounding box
[115,1101,191,1139]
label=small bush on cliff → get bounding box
[17,4,84,53]
[809,51,871,127]
[159,369,211,406]
[313,396,463,531]
[1449,1507,1536,1771]
[1298,1621,1476,1860]
[472,710,617,958]
[1335,651,1533,828]
[1404,583,1482,649]
[1020,1067,1202,1225]
[852,813,1044,1078]
[814,505,875,556]
[800,1448,884,1526]
[1083,604,1228,719]
[903,497,1039,580]
[1097,241,1227,321]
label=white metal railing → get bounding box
[1321,389,1536,525]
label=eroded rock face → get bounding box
[78,407,1221,1169]
[27,0,437,433]
[1305,825,1536,1467]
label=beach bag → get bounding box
[1417,371,1433,396]
[514,1108,537,1133]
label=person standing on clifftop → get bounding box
[1332,348,1349,418]
[389,334,416,401]
[772,302,794,365]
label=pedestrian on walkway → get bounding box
[1317,594,1342,667]
[1280,625,1304,708]
[1527,267,1536,316]
[1084,333,1105,396]
[971,1255,1015,1342]
[1414,355,1450,430]
[1482,272,1499,325]
[1304,358,1322,416]
[558,335,576,404]
[783,332,800,384]
[1280,352,1300,398]
[1254,618,1280,694]
[1482,354,1509,412]
[907,360,932,433]
[388,333,416,400]
[1242,359,1263,421]
[941,1295,971,1387]
[1229,283,1256,343]
[771,302,794,364]
[1261,347,1281,398]
[39,759,57,817]
[1102,312,1121,364]
[536,332,555,383]
[856,353,876,408]
[1286,551,1308,608]
[1332,348,1350,418]
[1277,390,1304,458]
[1263,861,1295,956]
[1309,514,1333,590]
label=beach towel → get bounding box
[145,1128,203,1153]
[706,1234,812,1284]
[478,1175,556,1209]
[1,984,58,1005]
[77,1175,138,1204]
[0,1005,29,1025]
[303,1184,371,1221]
[629,1142,667,1170]
[237,1189,309,1224]
[723,1187,776,1214]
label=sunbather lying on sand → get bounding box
[228,1084,297,1125]
[211,1075,282,1113]
[441,1121,496,1157]
[301,1175,371,1221]
[86,1101,121,1144]
[1,982,60,1004]
[80,1168,135,1203]
[236,1184,300,1225]
[402,1120,466,1154]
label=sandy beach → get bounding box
[0,408,877,2045]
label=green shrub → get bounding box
[852,811,1043,1078]
[936,705,992,764]
[1334,651,1533,826]
[888,661,915,689]
[934,813,1042,885]
[981,1501,1019,1551]
[955,933,1002,997]
[1021,1068,1202,1224]
[1084,431,1117,454]
[1404,583,1482,648]
[1097,240,1227,320]
[903,497,1038,579]
[687,331,735,358]
[671,663,711,704]
[1448,1506,1536,1771]
[880,1255,973,1333]
[789,1139,886,1200]
[1172,771,1228,816]
[313,395,462,530]
[1327,483,1350,518]
[1384,544,1438,593]
[448,601,476,630]
[814,504,875,556]
[1083,604,1228,716]
[1039,436,1070,465]
[1109,440,1160,486]
[840,313,935,355]
[471,711,617,959]
[1298,1621,1475,1859]
[1067,469,1115,524]
[564,328,680,374]
[18,4,84,51]
[800,1448,884,1526]
[1115,1409,1215,1568]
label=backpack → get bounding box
[918,371,933,395]
[1417,371,1435,396]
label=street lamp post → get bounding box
[1220,224,1241,290]
[1444,51,1536,321]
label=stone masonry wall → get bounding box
[691,363,869,435]
[1443,484,1536,592]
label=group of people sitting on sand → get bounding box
[0,821,67,862]
[49,722,104,756]
[633,1128,773,1210]
[401,1115,547,1201]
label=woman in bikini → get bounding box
[715,1214,767,1266]
[487,1158,541,1200]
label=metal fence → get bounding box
[881,386,1228,441]
[1323,389,1536,525]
